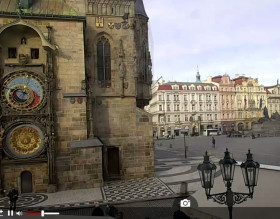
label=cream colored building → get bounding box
[233,76,266,130]
[265,82,280,117]
[148,75,221,137]
[207,74,236,133]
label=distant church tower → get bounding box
[196,65,201,82]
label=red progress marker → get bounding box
[26,212,41,215]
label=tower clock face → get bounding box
[1,71,45,111]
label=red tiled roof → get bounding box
[232,77,249,85]
[212,77,222,83]
[158,85,173,90]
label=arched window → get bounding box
[97,36,111,87]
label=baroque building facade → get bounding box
[207,75,236,133]
[0,0,153,194]
[265,81,280,118]
[148,74,221,137]
[233,76,266,131]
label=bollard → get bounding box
[180,182,188,194]
[170,144,173,148]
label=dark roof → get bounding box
[135,0,148,19]
[158,82,219,91]
[233,76,248,85]
[0,0,82,19]
[164,81,216,86]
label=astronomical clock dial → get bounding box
[4,124,45,159]
[1,71,45,111]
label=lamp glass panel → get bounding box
[204,169,211,187]
[241,167,248,186]
[230,164,236,181]
[225,164,230,180]
[255,168,259,186]
[198,170,205,187]
[248,167,255,186]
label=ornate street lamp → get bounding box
[197,149,260,219]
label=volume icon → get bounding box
[16,211,23,216]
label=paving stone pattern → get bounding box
[0,194,47,208]
[103,177,174,203]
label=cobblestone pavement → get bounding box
[11,178,176,210]
[103,177,174,203]
[0,194,47,208]
[155,135,280,166]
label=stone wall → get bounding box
[0,17,102,192]
[93,97,154,178]
[2,163,48,193]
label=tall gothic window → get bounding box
[97,36,111,87]
[142,42,148,82]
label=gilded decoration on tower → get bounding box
[108,22,114,29]
[95,17,104,28]
[9,126,41,154]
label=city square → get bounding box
[0,0,280,219]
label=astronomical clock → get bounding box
[1,71,46,112]
[0,20,57,193]
[0,70,49,159]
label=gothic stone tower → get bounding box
[0,0,153,194]
[0,0,102,193]
[85,0,154,179]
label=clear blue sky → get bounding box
[143,0,280,86]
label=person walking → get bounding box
[212,136,216,148]
[91,202,104,216]
[7,188,19,211]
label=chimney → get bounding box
[20,0,32,9]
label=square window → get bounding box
[31,48,39,59]
[8,48,17,59]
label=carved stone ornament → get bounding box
[115,23,121,30]
[77,97,83,104]
[119,39,125,58]
[108,22,114,29]
[124,82,128,89]
[122,22,130,29]
[70,97,75,104]
[119,61,126,78]
[19,54,29,65]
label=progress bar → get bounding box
[26,210,60,217]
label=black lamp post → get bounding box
[197,149,260,219]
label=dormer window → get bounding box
[172,85,179,90]
[204,86,210,91]
[189,85,195,90]
[8,48,17,59]
[197,86,202,90]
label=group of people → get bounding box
[92,202,123,218]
